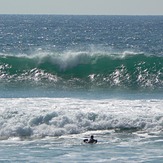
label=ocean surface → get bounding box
[0,15,163,162]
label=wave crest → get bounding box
[0,51,163,90]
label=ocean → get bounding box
[0,15,163,162]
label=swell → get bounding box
[0,52,163,90]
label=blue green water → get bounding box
[0,15,163,162]
[0,15,163,95]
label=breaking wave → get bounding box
[0,51,163,91]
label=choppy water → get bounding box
[0,15,163,162]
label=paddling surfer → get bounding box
[83,135,97,144]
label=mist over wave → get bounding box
[0,15,163,92]
[0,51,163,90]
[0,50,162,91]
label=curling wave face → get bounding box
[0,51,163,91]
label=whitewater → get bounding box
[0,97,163,162]
[0,15,163,162]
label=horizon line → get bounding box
[0,13,163,16]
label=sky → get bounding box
[0,0,163,15]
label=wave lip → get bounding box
[0,51,163,90]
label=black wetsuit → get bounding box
[83,138,97,144]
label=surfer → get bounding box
[83,135,97,144]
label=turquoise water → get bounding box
[0,15,163,162]
[0,15,163,93]
[1,135,163,163]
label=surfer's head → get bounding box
[91,135,94,139]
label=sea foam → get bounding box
[0,98,162,139]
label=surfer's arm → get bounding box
[83,139,88,142]
[94,140,97,143]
